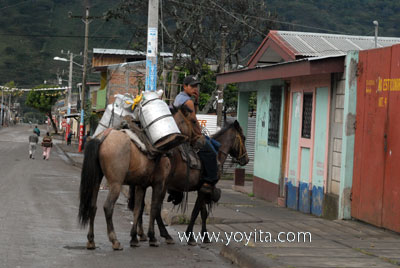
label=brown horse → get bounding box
[78,106,196,250]
[130,119,249,245]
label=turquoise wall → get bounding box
[312,87,329,215]
[339,51,358,219]
[239,80,285,184]
[288,92,301,185]
[237,91,249,136]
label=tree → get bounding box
[25,85,64,134]
[107,0,276,74]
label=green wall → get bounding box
[339,51,358,219]
[96,72,107,110]
[312,87,329,188]
[239,80,285,184]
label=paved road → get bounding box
[0,125,234,268]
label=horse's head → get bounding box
[171,105,202,144]
[213,120,249,166]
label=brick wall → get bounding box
[106,64,145,104]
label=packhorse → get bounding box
[78,105,198,250]
[130,116,249,246]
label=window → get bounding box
[268,86,282,147]
[301,93,313,139]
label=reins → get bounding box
[218,132,247,164]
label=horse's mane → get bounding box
[211,121,234,140]
[169,104,192,115]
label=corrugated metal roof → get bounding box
[275,31,400,57]
[93,48,188,58]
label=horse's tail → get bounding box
[128,185,135,211]
[78,138,103,227]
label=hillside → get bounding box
[0,0,133,87]
[0,0,399,88]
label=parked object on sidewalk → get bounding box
[28,130,39,159]
[41,132,53,160]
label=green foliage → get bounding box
[25,85,64,114]
[84,100,99,134]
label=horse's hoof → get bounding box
[149,240,159,247]
[203,238,211,244]
[165,238,175,245]
[139,234,148,241]
[112,241,123,250]
[130,240,140,247]
[187,240,197,246]
[86,241,96,250]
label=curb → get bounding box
[220,245,272,268]
[54,143,82,169]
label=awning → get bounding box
[216,55,345,85]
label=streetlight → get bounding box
[54,54,82,142]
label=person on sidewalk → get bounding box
[67,131,72,146]
[82,131,90,150]
[41,132,53,160]
[28,130,39,159]
[173,75,220,197]
[33,125,40,136]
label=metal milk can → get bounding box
[138,90,181,145]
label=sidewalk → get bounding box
[166,180,400,268]
[53,134,83,168]
[58,144,400,268]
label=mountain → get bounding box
[0,0,399,88]
[0,0,133,87]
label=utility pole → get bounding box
[145,0,159,92]
[8,91,11,125]
[373,20,379,48]
[65,52,73,142]
[69,5,103,152]
[216,25,228,128]
[0,88,3,127]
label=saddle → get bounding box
[118,116,165,158]
[178,143,202,170]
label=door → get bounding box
[352,45,400,232]
[286,90,315,213]
[382,45,400,232]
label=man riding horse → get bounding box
[173,75,220,197]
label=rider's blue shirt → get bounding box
[173,92,191,108]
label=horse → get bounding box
[78,105,197,250]
[130,119,249,246]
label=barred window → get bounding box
[268,86,282,147]
[301,93,313,139]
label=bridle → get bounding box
[219,131,247,164]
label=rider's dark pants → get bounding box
[197,140,218,185]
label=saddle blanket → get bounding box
[178,143,202,170]
[120,129,148,153]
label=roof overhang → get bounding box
[217,55,345,85]
[64,113,80,118]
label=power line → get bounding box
[0,0,31,11]
[0,33,121,39]
[168,0,353,35]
